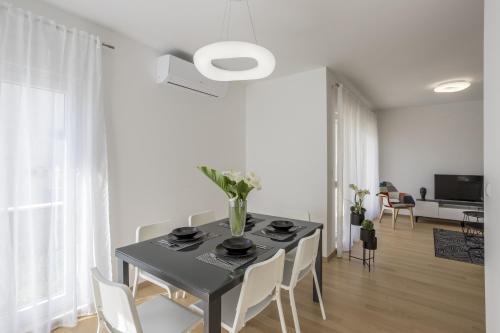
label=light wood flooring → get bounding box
[55,215,485,333]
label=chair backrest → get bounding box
[91,268,142,333]
[379,193,391,207]
[379,181,400,202]
[136,221,171,243]
[232,249,285,332]
[289,229,321,287]
[188,210,215,227]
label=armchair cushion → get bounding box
[379,181,415,208]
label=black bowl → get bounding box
[215,244,257,258]
[246,213,253,221]
[222,237,254,254]
[270,220,294,231]
[171,227,199,239]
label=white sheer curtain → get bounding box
[334,84,379,254]
[0,4,111,332]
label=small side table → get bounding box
[462,211,484,238]
[462,211,484,261]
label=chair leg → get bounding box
[174,289,186,299]
[288,289,300,333]
[409,207,415,230]
[276,290,288,333]
[289,289,301,333]
[132,268,139,298]
[313,270,326,320]
[392,209,396,230]
[377,207,385,223]
[164,286,172,299]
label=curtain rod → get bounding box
[1,3,116,50]
[101,43,115,50]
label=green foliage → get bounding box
[197,166,259,201]
[361,219,374,231]
[350,183,370,214]
[198,166,235,198]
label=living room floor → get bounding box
[56,215,485,333]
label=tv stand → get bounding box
[413,199,483,222]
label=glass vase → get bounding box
[228,198,247,237]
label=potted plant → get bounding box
[360,219,375,243]
[363,236,378,250]
[198,166,261,237]
[349,184,370,226]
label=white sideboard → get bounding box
[398,199,483,221]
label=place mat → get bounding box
[196,243,274,271]
[152,232,220,251]
[251,225,307,241]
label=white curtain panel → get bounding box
[0,4,111,332]
[335,85,379,254]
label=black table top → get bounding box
[115,213,322,300]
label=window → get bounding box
[1,82,67,313]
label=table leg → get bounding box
[313,230,323,303]
[117,259,129,286]
[204,295,221,333]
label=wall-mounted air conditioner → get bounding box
[156,55,228,98]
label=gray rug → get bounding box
[433,228,484,265]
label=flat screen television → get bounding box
[434,174,484,202]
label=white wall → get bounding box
[378,100,483,200]
[484,1,499,331]
[12,0,246,271]
[246,68,332,255]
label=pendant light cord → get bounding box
[218,0,258,43]
[219,0,230,41]
[246,0,258,43]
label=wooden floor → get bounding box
[55,215,485,333]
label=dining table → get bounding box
[115,213,323,333]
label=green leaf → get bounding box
[197,166,236,198]
[235,180,251,200]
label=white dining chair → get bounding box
[91,268,201,333]
[188,210,215,227]
[282,211,311,261]
[280,229,326,333]
[190,249,288,333]
[132,221,178,298]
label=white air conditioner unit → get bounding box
[157,55,228,98]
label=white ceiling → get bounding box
[42,0,484,110]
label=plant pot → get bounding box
[228,198,247,237]
[363,237,378,250]
[360,228,375,242]
[350,212,365,226]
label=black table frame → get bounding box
[115,213,323,333]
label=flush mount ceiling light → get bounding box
[194,0,275,82]
[433,80,471,93]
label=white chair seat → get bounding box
[138,295,201,333]
[191,285,274,329]
[281,260,310,289]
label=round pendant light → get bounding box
[194,0,275,82]
[194,41,275,81]
[433,80,471,93]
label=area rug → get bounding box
[433,228,484,265]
